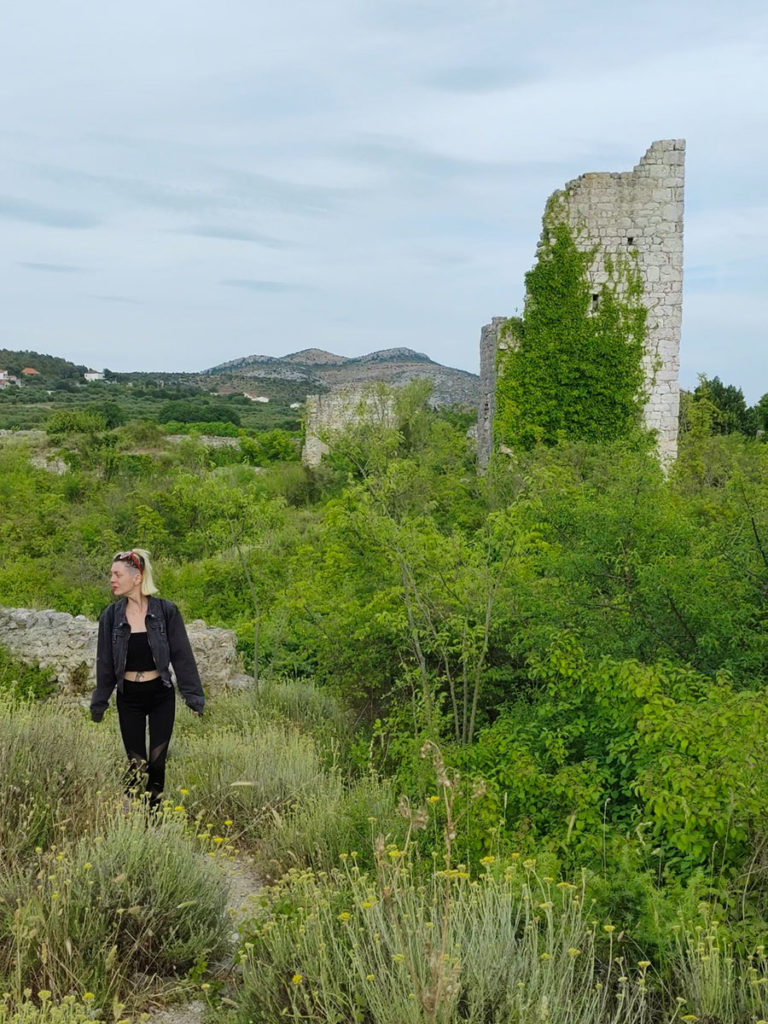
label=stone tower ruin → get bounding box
[478,139,685,465]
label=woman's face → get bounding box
[110,560,142,598]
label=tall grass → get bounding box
[0,699,121,865]
[171,715,340,840]
[236,856,651,1024]
[0,805,229,1008]
[253,773,405,880]
[669,919,768,1022]
[170,683,401,873]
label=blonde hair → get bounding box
[133,548,159,596]
[112,547,159,596]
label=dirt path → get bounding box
[142,854,263,1024]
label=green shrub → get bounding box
[236,856,651,1024]
[0,648,57,700]
[45,410,107,437]
[0,993,105,1023]
[0,807,229,1006]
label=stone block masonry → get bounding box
[302,385,397,467]
[551,140,685,462]
[0,606,240,694]
[477,317,510,471]
[477,140,684,466]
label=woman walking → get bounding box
[90,548,204,807]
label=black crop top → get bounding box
[125,632,157,672]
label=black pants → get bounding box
[116,678,175,803]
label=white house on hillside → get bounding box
[84,370,105,382]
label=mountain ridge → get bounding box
[206,346,436,372]
[0,346,479,409]
[204,346,477,407]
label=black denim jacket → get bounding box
[90,596,205,721]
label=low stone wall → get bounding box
[0,605,240,694]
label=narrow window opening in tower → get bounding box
[627,236,635,246]
[591,293,600,311]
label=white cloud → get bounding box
[0,0,764,397]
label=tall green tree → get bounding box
[692,375,757,437]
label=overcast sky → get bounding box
[1,1,766,399]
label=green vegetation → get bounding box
[3,372,768,1021]
[495,209,648,449]
[0,646,56,700]
[685,375,761,437]
[0,349,303,433]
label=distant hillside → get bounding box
[205,347,478,407]
[0,346,479,410]
[0,349,88,381]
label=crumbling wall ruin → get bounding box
[478,140,684,465]
[0,605,240,694]
[302,386,397,467]
[476,317,510,471]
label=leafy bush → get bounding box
[158,400,240,426]
[468,638,768,877]
[0,647,57,700]
[45,410,107,437]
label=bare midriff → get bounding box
[123,670,161,682]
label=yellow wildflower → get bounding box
[291,974,302,985]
